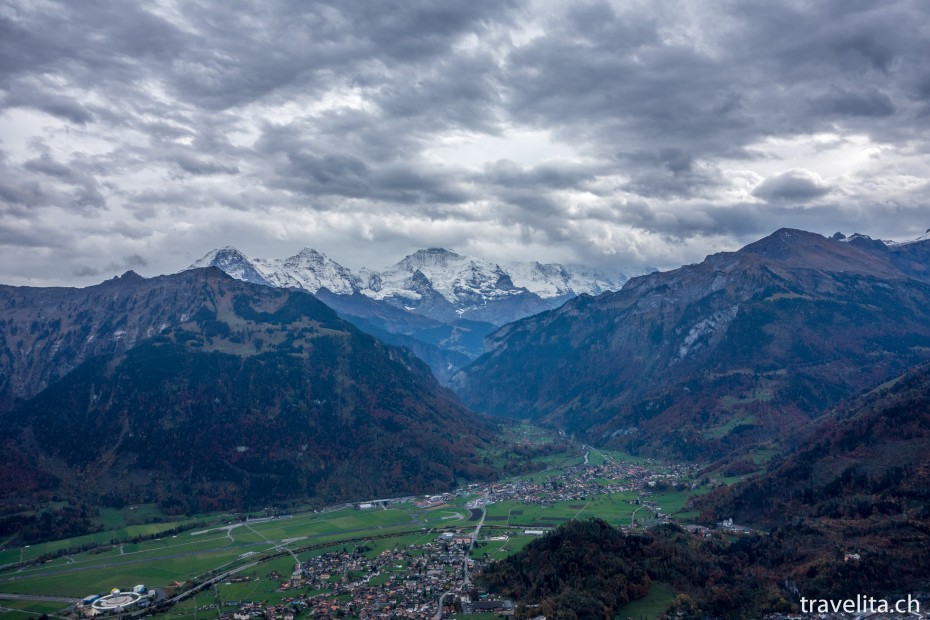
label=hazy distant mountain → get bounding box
[0,268,495,509]
[452,228,930,460]
[312,289,487,384]
[504,260,624,302]
[188,246,629,380]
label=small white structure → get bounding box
[92,590,143,612]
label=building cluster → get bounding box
[220,536,509,619]
[474,458,696,508]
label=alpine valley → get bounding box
[4,228,930,619]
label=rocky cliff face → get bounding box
[0,268,237,409]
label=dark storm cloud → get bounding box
[501,0,930,192]
[155,0,516,111]
[3,88,95,124]
[472,160,608,231]
[254,120,477,206]
[273,149,474,206]
[72,265,100,277]
[0,154,57,210]
[480,160,601,192]
[503,10,748,151]
[0,214,71,248]
[615,150,727,200]
[753,170,831,203]
[372,49,505,134]
[1,0,929,285]
[809,86,895,118]
[23,157,73,179]
[18,155,107,209]
[173,154,239,177]
[124,254,147,267]
[0,2,186,100]
[0,179,43,209]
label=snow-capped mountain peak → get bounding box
[373,250,519,311]
[291,247,327,261]
[505,260,627,299]
[190,245,248,269]
[885,228,930,247]
[395,248,465,273]
[255,248,359,294]
[186,245,629,325]
[188,247,271,286]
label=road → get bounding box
[430,505,485,619]
[244,523,301,569]
[470,506,486,550]
[0,592,79,603]
[434,590,453,620]
[163,561,259,606]
[583,444,611,465]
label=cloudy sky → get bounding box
[2,0,929,285]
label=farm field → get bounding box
[483,493,642,528]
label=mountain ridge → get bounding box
[188,245,629,323]
[452,228,930,461]
[0,269,496,510]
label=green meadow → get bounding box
[484,492,644,528]
[616,582,677,620]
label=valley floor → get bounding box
[0,435,723,620]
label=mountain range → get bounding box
[4,227,930,611]
[0,269,495,512]
[190,246,627,322]
[452,228,930,461]
[189,247,629,381]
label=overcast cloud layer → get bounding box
[2,0,929,285]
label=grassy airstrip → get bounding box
[0,439,712,619]
[0,598,70,618]
[0,507,429,598]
